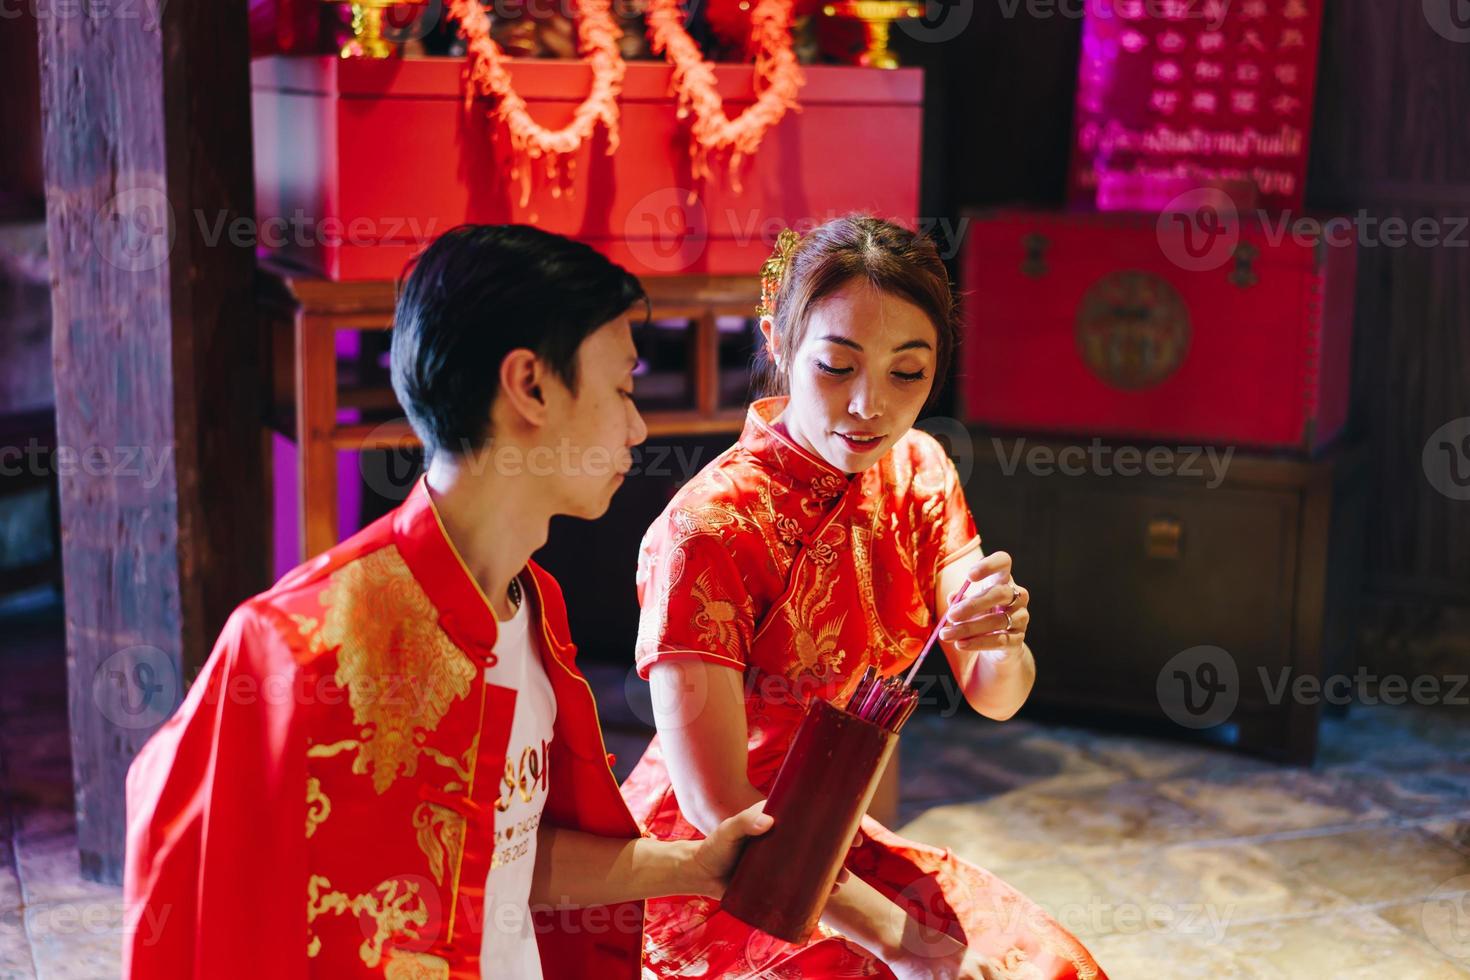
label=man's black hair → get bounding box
[391,224,646,456]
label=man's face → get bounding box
[541,313,649,519]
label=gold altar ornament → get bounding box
[333,0,420,59]
[821,0,923,70]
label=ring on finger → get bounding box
[1007,585,1022,609]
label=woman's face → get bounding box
[767,280,938,474]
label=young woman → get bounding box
[622,216,1107,979]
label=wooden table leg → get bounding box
[296,311,339,560]
[694,311,719,419]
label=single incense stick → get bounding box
[903,579,972,687]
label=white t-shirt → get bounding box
[480,581,557,979]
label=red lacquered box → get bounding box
[250,56,923,280]
[959,208,1357,454]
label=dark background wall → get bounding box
[0,5,56,577]
[888,0,1470,680]
[0,6,45,217]
[0,1,51,413]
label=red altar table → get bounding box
[250,56,924,280]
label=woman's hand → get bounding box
[939,550,1028,664]
[934,550,1036,720]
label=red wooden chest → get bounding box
[250,56,923,280]
[959,208,1357,454]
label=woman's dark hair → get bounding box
[758,215,958,411]
[391,224,646,456]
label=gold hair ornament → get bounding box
[756,228,802,321]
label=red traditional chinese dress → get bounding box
[623,397,1107,980]
[123,477,643,979]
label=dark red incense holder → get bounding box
[720,667,917,944]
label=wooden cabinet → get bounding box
[959,209,1358,455]
[258,265,760,562]
[964,432,1368,764]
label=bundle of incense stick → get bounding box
[843,579,976,734]
[843,665,920,732]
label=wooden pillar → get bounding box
[296,308,341,559]
[37,1,268,882]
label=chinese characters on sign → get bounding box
[1069,0,1324,214]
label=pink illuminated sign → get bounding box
[1069,0,1325,214]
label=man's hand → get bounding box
[686,801,774,898]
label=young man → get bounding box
[122,225,771,979]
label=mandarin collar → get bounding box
[738,397,864,501]
[391,476,507,664]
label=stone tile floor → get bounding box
[2,588,1468,978]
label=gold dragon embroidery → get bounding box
[410,736,477,889]
[781,569,847,683]
[689,565,754,653]
[306,874,432,968]
[305,777,330,838]
[412,803,466,889]
[300,545,477,795]
[384,950,451,979]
